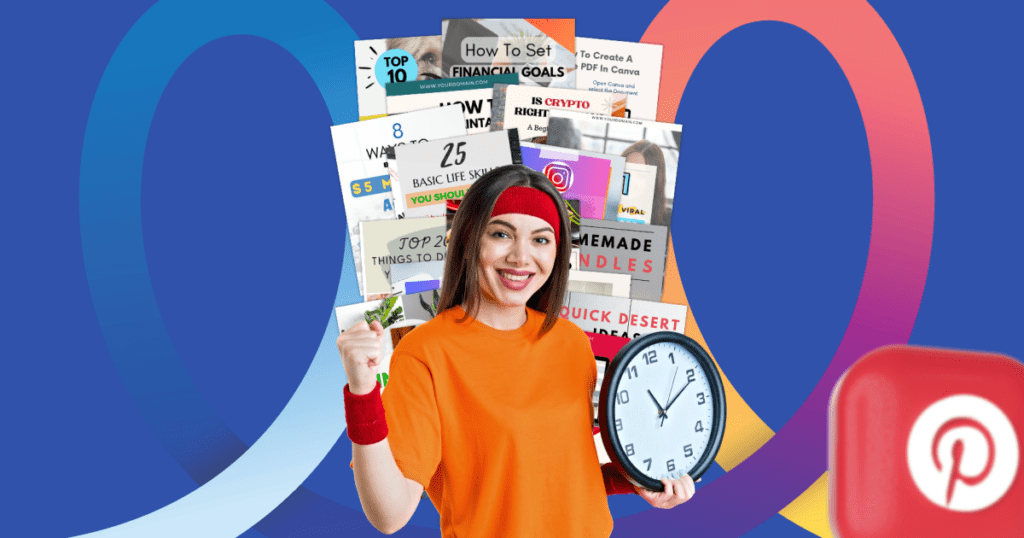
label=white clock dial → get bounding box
[611,341,716,481]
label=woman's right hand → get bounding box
[337,320,385,395]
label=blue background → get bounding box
[1,0,1020,536]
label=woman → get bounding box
[338,165,695,537]
[622,140,670,227]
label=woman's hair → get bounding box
[437,164,571,337]
[622,140,669,227]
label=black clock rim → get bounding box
[598,331,727,491]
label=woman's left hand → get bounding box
[636,475,696,509]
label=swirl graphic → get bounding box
[76,0,936,536]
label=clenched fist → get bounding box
[337,319,385,395]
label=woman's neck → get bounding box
[463,296,529,331]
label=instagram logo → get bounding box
[907,394,1019,512]
[542,162,574,192]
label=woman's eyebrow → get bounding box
[489,219,516,230]
[488,220,554,235]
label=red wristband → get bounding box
[344,382,389,445]
[602,463,637,495]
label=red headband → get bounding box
[490,186,561,243]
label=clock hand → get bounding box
[658,367,677,428]
[664,379,692,412]
[646,389,668,419]
[665,367,678,409]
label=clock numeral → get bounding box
[625,443,635,456]
[643,458,652,471]
[686,368,696,383]
[695,420,704,433]
[667,459,676,472]
[616,390,630,405]
[615,418,623,431]
[696,392,706,405]
[668,352,675,364]
[626,365,639,380]
[643,350,658,364]
[684,444,693,458]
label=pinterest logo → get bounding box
[542,162,574,192]
[907,394,1020,512]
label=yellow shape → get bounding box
[779,472,833,537]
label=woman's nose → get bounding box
[505,237,528,264]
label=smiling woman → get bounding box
[438,167,570,334]
[474,211,558,311]
[337,165,697,537]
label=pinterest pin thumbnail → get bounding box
[828,346,1023,537]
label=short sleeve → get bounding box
[567,322,598,399]
[558,320,599,429]
[381,350,442,489]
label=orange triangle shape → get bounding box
[525,19,575,53]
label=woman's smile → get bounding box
[497,268,535,290]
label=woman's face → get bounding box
[476,213,558,309]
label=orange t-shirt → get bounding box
[382,305,614,537]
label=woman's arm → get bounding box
[602,463,637,495]
[602,462,696,507]
[351,435,424,534]
[339,320,424,534]
[636,475,696,508]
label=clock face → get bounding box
[600,333,725,488]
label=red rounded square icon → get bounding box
[829,345,1024,537]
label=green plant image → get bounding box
[364,296,404,328]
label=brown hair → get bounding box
[437,164,571,337]
[622,140,669,227]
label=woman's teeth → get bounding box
[500,271,530,282]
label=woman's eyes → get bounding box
[489,230,552,244]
